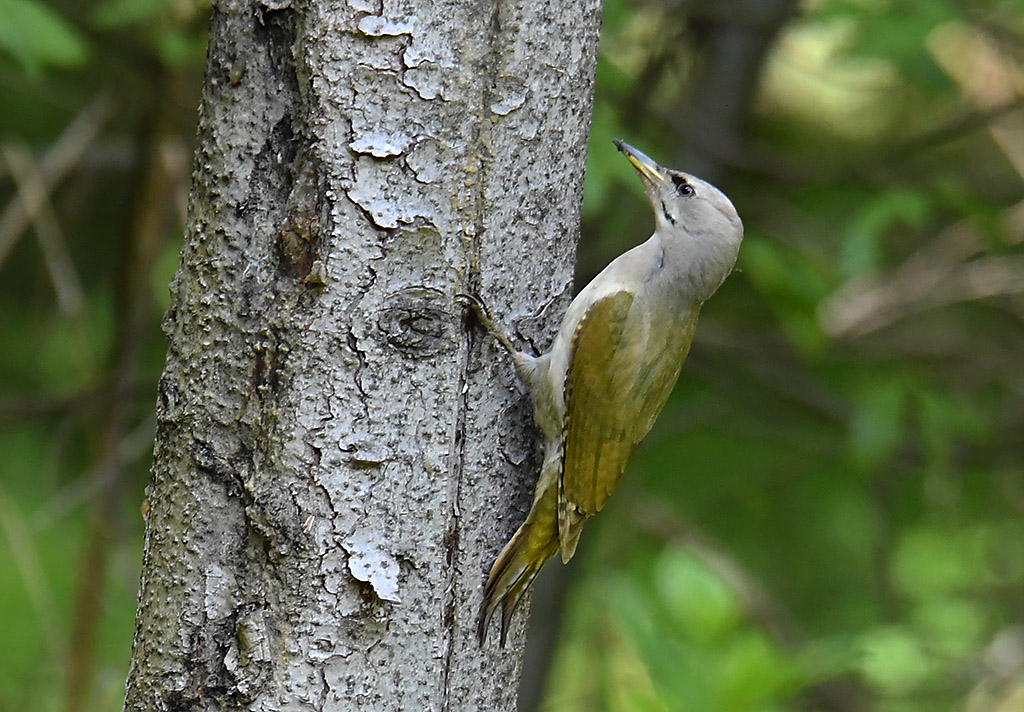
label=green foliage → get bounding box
[840,189,931,279]
[738,236,835,354]
[846,374,908,470]
[655,550,743,643]
[818,0,956,93]
[91,0,210,66]
[0,1,204,709]
[0,0,89,74]
[857,626,931,695]
[560,0,1024,709]
[90,0,168,27]
[547,549,803,712]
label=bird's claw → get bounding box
[455,292,518,356]
[456,292,497,330]
[455,292,487,316]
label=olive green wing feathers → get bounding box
[557,290,698,561]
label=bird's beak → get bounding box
[613,139,666,185]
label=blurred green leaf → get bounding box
[0,0,89,74]
[858,627,931,695]
[584,101,624,217]
[654,549,743,644]
[152,24,208,66]
[847,375,907,470]
[916,385,989,471]
[984,519,1024,585]
[718,632,797,711]
[818,0,956,94]
[739,236,834,354]
[91,0,168,28]
[912,598,986,658]
[891,526,988,600]
[839,189,931,279]
[91,0,209,66]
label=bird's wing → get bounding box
[557,290,698,561]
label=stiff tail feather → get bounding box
[478,488,559,646]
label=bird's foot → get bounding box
[455,292,518,357]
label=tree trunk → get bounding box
[123,0,602,709]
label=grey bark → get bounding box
[123,0,602,710]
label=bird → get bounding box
[467,139,744,646]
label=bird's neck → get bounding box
[654,230,739,305]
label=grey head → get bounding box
[613,139,743,245]
[613,139,744,298]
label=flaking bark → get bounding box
[123,0,603,709]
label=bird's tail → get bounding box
[478,485,559,646]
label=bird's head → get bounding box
[613,139,743,251]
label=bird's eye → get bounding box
[671,175,695,197]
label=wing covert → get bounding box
[557,290,698,559]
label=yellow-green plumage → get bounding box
[560,291,699,560]
[474,141,744,646]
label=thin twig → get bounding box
[0,376,144,425]
[0,93,115,268]
[31,414,155,530]
[820,194,1024,338]
[821,260,1024,337]
[1,141,85,314]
